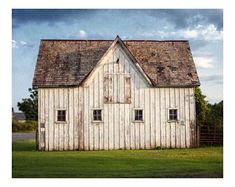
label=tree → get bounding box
[17,88,38,120]
[208,101,223,128]
[195,87,210,126]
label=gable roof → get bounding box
[33,36,200,88]
[82,36,153,86]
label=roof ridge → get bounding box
[40,39,189,42]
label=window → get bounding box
[135,109,143,121]
[57,110,66,122]
[169,109,178,121]
[93,109,102,121]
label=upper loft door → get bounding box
[104,73,131,104]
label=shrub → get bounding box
[12,120,38,132]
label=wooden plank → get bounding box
[124,104,130,149]
[165,88,170,148]
[113,74,118,103]
[175,88,181,148]
[39,89,44,150]
[104,103,109,150]
[68,88,74,150]
[94,74,100,150]
[53,89,58,151]
[44,89,49,151]
[89,82,94,151]
[119,104,125,149]
[48,89,54,151]
[63,88,68,150]
[139,86,145,149]
[114,104,119,149]
[179,88,186,148]
[155,88,161,147]
[160,88,166,148]
[130,70,135,149]
[150,89,155,149]
[185,88,190,148]
[144,89,150,149]
[78,87,83,150]
[58,89,63,150]
[170,88,175,148]
[103,75,109,103]
[108,97,114,150]
[124,76,131,103]
[83,87,89,150]
[73,87,79,150]
[134,74,140,149]
[98,72,104,150]
[103,63,109,150]
[189,88,196,147]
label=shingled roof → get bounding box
[33,36,200,88]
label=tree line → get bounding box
[195,87,223,128]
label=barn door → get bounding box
[104,74,131,104]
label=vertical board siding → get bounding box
[38,44,197,151]
[68,88,74,150]
[165,88,170,148]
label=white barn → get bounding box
[33,36,200,151]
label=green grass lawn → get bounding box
[12,139,223,178]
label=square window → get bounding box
[93,110,102,121]
[135,109,143,121]
[57,110,66,122]
[169,109,178,120]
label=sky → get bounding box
[12,9,223,111]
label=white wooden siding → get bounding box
[38,43,197,150]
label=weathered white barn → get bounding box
[33,36,200,151]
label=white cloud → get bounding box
[183,30,198,38]
[141,24,223,41]
[20,41,27,46]
[194,56,214,69]
[200,24,223,41]
[182,24,223,41]
[79,30,87,38]
[12,40,18,48]
[12,40,34,49]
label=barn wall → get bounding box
[37,44,197,151]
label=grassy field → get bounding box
[12,140,223,178]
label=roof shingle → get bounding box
[33,37,200,87]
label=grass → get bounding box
[12,139,223,178]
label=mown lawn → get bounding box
[12,140,223,178]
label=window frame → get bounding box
[92,108,103,122]
[56,109,67,123]
[133,108,144,122]
[168,108,179,122]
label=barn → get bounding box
[33,36,200,151]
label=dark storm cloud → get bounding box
[12,9,223,31]
[12,9,97,28]
[147,9,223,31]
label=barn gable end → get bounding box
[33,36,200,151]
[82,36,152,88]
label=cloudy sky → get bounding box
[12,9,223,111]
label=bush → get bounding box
[12,120,38,132]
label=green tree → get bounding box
[208,101,223,128]
[195,87,210,126]
[17,88,38,120]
